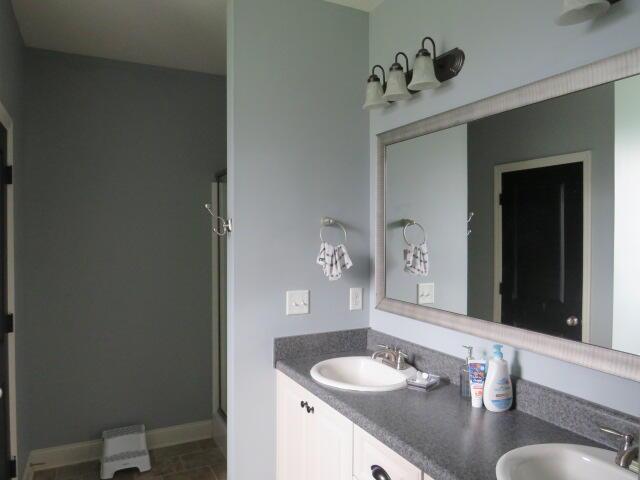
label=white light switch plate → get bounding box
[286,290,310,315]
[418,283,435,305]
[349,287,363,311]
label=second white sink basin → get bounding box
[310,356,416,392]
[496,443,635,480]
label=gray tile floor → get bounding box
[33,439,226,480]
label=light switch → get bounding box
[349,287,363,311]
[418,283,435,305]
[286,290,310,315]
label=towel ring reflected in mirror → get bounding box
[403,219,426,246]
[204,203,233,236]
[320,217,347,244]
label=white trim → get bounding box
[492,152,592,344]
[0,99,18,468]
[22,420,214,480]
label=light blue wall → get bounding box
[227,0,369,478]
[386,125,468,313]
[369,0,640,416]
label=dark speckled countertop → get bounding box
[276,352,604,480]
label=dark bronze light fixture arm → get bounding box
[394,52,410,72]
[421,36,436,58]
[371,64,386,85]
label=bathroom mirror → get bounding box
[376,48,640,381]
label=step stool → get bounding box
[100,425,151,479]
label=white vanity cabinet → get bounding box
[276,370,353,480]
[354,425,424,480]
[276,371,434,480]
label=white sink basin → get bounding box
[310,356,416,392]
[496,443,635,480]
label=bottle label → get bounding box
[491,398,512,409]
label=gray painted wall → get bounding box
[386,125,467,313]
[20,49,226,451]
[369,0,640,416]
[467,83,614,348]
[227,0,369,478]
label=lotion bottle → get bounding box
[483,344,513,412]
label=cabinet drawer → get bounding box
[353,425,422,480]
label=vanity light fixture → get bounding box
[363,36,465,110]
[556,0,621,26]
[383,52,413,102]
[362,65,389,110]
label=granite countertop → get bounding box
[276,352,604,480]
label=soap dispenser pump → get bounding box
[459,345,473,398]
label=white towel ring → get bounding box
[403,220,426,246]
[320,217,347,244]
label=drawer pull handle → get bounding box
[306,405,314,414]
[300,401,308,409]
[371,465,391,480]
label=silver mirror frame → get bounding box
[376,47,640,382]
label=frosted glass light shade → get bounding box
[556,0,610,25]
[363,80,388,110]
[408,54,441,91]
[383,69,411,102]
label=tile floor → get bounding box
[33,439,226,480]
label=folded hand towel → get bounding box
[404,242,429,276]
[317,242,353,280]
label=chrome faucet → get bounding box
[599,426,639,469]
[371,344,410,370]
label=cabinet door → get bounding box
[276,371,308,480]
[305,391,353,480]
[354,425,422,480]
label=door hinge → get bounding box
[5,314,13,334]
[3,166,12,186]
[499,282,504,295]
[8,457,16,479]
[498,193,503,205]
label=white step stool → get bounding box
[100,425,151,479]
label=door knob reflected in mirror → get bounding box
[566,316,580,327]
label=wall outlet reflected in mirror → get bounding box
[418,283,435,305]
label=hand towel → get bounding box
[404,242,429,276]
[317,242,353,280]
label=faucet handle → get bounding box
[599,426,634,447]
[395,349,409,369]
[377,344,391,351]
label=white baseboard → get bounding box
[22,419,213,480]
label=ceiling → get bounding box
[323,0,384,12]
[12,0,227,75]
